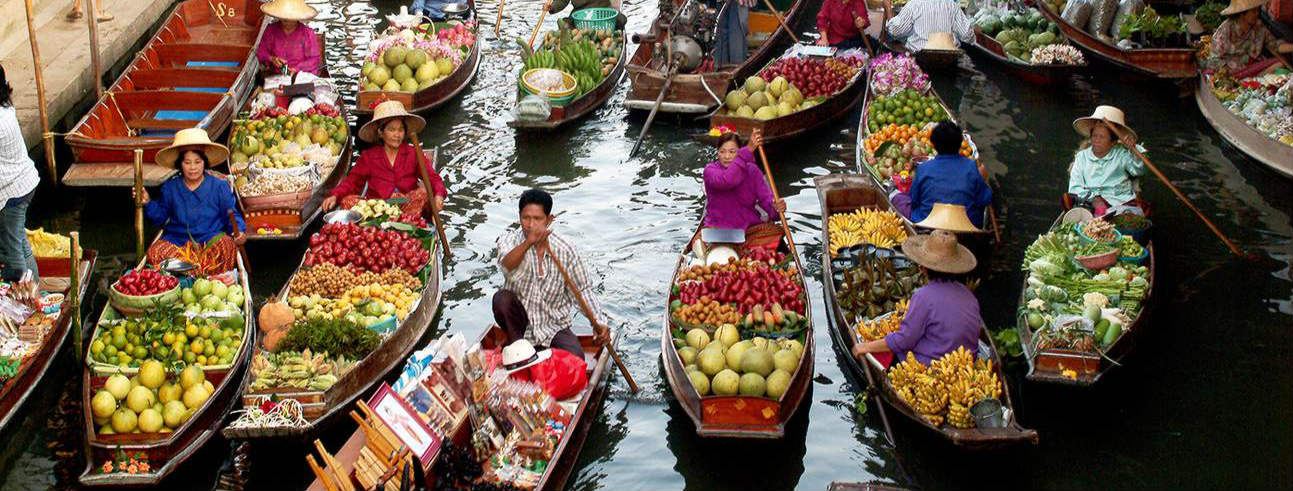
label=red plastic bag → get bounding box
[515,349,588,401]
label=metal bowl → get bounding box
[159,258,196,275]
[323,209,362,225]
[442,2,470,14]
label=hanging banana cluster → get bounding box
[888,346,1002,429]
[827,208,908,256]
[855,299,909,341]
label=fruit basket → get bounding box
[1074,221,1122,245]
[109,271,181,316]
[520,68,577,98]
[571,7,617,31]
[241,189,314,213]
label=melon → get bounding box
[738,372,766,397]
[736,105,755,118]
[383,46,409,68]
[740,347,775,377]
[711,369,741,395]
[743,76,767,94]
[688,370,711,396]
[765,369,791,399]
[685,328,710,350]
[697,346,726,376]
[725,90,747,111]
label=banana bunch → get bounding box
[249,349,347,392]
[827,208,908,256]
[889,346,1003,428]
[856,299,909,341]
[26,228,79,258]
[523,49,557,70]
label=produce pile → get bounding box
[868,53,929,97]
[835,253,925,321]
[303,223,432,274]
[827,207,909,253]
[722,75,812,120]
[229,106,348,199]
[887,346,1002,428]
[856,299,908,341]
[249,349,355,392]
[1210,72,1293,147]
[757,54,866,99]
[93,275,246,369]
[672,325,806,400]
[523,27,623,97]
[89,364,214,436]
[862,123,974,179]
[972,7,1083,64]
[669,250,807,328]
[867,89,950,130]
[26,228,80,258]
[1019,217,1151,355]
[361,21,476,93]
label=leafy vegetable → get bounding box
[277,318,380,360]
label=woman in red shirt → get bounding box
[816,0,872,50]
[323,101,447,216]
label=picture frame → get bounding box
[370,383,441,467]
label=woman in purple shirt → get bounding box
[703,129,785,231]
[257,0,323,76]
[852,230,982,365]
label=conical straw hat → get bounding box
[358,100,427,143]
[901,230,977,274]
[915,203,982,233]
[155,128,229,168]
[923,32,959,51]
[1220,0,1269,15]
[261,0,318,21]
[1072,105,1137,141]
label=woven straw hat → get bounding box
[1220,0,1269,15]
[261,0,318,21]
[155,128,229,168]
[915,203,982,233]
[923,32,959,51]
[1072,105,1137,141]
[901,230,977,274]
[358,100,426,143]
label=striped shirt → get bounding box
[0,106,40,206]
[884,0,974,51]
[496,229,604,346]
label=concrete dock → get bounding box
[1,0,176,157]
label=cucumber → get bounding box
[1101,322,1121,346]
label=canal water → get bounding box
[2,0,1291,489]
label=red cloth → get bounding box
[511,349,588,401]
[816,0,870,46]
[256,22,323,75]
[330,143,448,201]
[340,187,428,216]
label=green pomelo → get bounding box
[405,49,428,69]
[383,46,408,67]
[711,369,741,395]
[765,369,791,399]
[111,408,138,433]
[678,346,698,365]
[725,90,747,111]
[773,349,799,373]
[743,76,767,93]
[368,66,391,86]
[740,347,775,377]
[688,370,711,396]
[726,340,752,371]
[739,372,766,397]
[686,329,710,350]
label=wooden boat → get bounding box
[354,4,481,118]
[697,51,867,144]
[661,225,815,438]
[1194,73,1293,178]
[509,32,629,130]
[306,324,612,491]
[222,159,445,441]
[62,0,267,187]
[814,174,1038,449]
[79,242,255,486]
[964,28,1086,85]
[1034,3,1195,80]
[230,91,355,241]
[1015,212,1156,386]
[0,250,97,432]
[624,0,807,114]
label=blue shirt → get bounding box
[144,173,246,246]
[909,154,992,228]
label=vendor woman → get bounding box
[1065,106,1145,216]
[322,101,448,215]
[1203,0,1293,78]
[851,230,981,365]
[136,128,246,270]
[257,0,323,76]
[703,129,786,237]
[816,0,871,50]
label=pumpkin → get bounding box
[257,300,294,352]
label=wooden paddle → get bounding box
[495,0,507,37]
[760,0,800,44]
[756,145,800,260]
[227,209,251,274]
[69,232,82,362]
[528,0,554,49]
[408,134,453,262]
[133,149,146,261]
[23,0,58,184]
[630,60,681,158]
[1100,120,1248,258]
[545,248,641,393]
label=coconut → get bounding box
[743,76,767,94]
[769,76,789,98]
[711,369,741,395]
[746,91,768,110]
[765,369,792,399]
[714,324,740,348]
[369,66,391,87]
[685,328,710,350]
[697,346,726,376]
[740,347,775,377]
[738,372,766,397]
[405,49,429,70]
[736,106,755,118]
[754,106,778,120]
[773,349,799,373]
[725,90,748,111]
[383,46,409,68]
[678,346,698,365]
[688,370,711,396]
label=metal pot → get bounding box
[442,2,470,19]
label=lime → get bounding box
[111,325,125,337]
[185,324,199,338]
[111,332,127,349]
[162,332,176,345]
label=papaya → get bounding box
[763,311,775,327]
[770,303,785,325]
[1101,322,1121,346]
[752,304,764,323]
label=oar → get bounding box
[760,0,800,44]
[495,0,506,37]
[1101,120,1248,259]
[23,0,58,184]
[755,146,800,260]
[859,355,897,447]
[629,60,681,158]
[546,249,641,393]
[227,209,251,275]
[133,149,145,261]
[408,133,453,262]
[528,0,554,49]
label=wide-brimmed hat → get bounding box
[901,229,977,274]
[155,128,229,168]
[1072,105,1137,141]
[501,339,552,374]
[915,203,982,233]
[358,100,426,143]
[1221,0,1269,15]
[923,32,959,51]
[261,0,318,21]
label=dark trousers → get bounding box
[492,290,584,359]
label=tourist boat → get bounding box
[354,1,480,118]
[229,90,355,241]
[1194,73,1293,178]
[814,174,1038,450]
[509,32,629,130]
[0,249,97,432]
[305,324,612,491]
[964,27,1086,85]
[623,0,807,114]
[1034,4,1195,80]
[222,155,445,441]
[62,0,266,187]
[79,239,255,486]
[661,224,815,438]
[1015,211,1156,386]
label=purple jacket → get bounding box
[885,280,982,364]
[703,147,776,230]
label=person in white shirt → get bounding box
[0,64,42,283]
[882,0,974,50]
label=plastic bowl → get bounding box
[324,209,362,225]
[1075,222,1122,245]
[521,68,577,98]
[1076,249,1120,270]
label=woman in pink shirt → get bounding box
[257,0,323,76]
[816,0,871,50]
[323,101,448,217]
[703,129,784,232]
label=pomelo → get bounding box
[415,62,439,83]
[92,390,117,419]
[743,76,767,94]
[369,66,391,87]
[111,408,138,433]
[138,408,164,433]
[765,369,791,399]
[139,360,165,389]
[405,49,428,69]
[192,278,212,297]
[725,340,751,371]
[773,349,799,373]
[678,346,698,365]
[126,386,155,413]
[688,370,711,396]
[778,101,796,116]
[738,372,766,397]
[711,369,740,395]
[714,324,740,348]
[685,329,710,350]
[769,76,789,98]
[736,105,755,118]
[740,347,774,377]
[725,90,747,111]
[435,58,453,76]
[180,365,204,390]
[383,46,408,67]
[163,401,187,428]
[746,91,768,110]
[400,78,420,92]
[382,79,402,92]
[392,64,414,84]
[697,347,726,376]
[104,374,131,400]
[183,384,210,410]
[211,281,228,300]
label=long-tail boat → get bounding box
[509,31,629,131]
[1194,73,1293,178]
[1034,3,1195,80]
[354,1,481,118]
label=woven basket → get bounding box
[242,189,313,213]
[571,8,617,31]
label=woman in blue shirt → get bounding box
[892,122,992,228]
[134,129,246,273]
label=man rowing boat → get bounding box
[494,189,610,359]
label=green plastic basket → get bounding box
[571,8,617,31]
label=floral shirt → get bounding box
[1205,19,1280,72]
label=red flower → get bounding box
[126,463,139,474]
[101,461,114,473]
[138,462,151,473]
[259,400,279,413]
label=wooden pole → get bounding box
[756,146,800,261]
[545,251,641,393]
[85,0,103,99]
[227,209,251,274]
[760,0,800,44]
[406,135,453,262]
[69,232,82,363]
[630,61,680,157]
[23,0,58,183]
[495,0,506,37]
[133,150,145,261]
[1100,120,1247,258]
[528,0,554,49]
